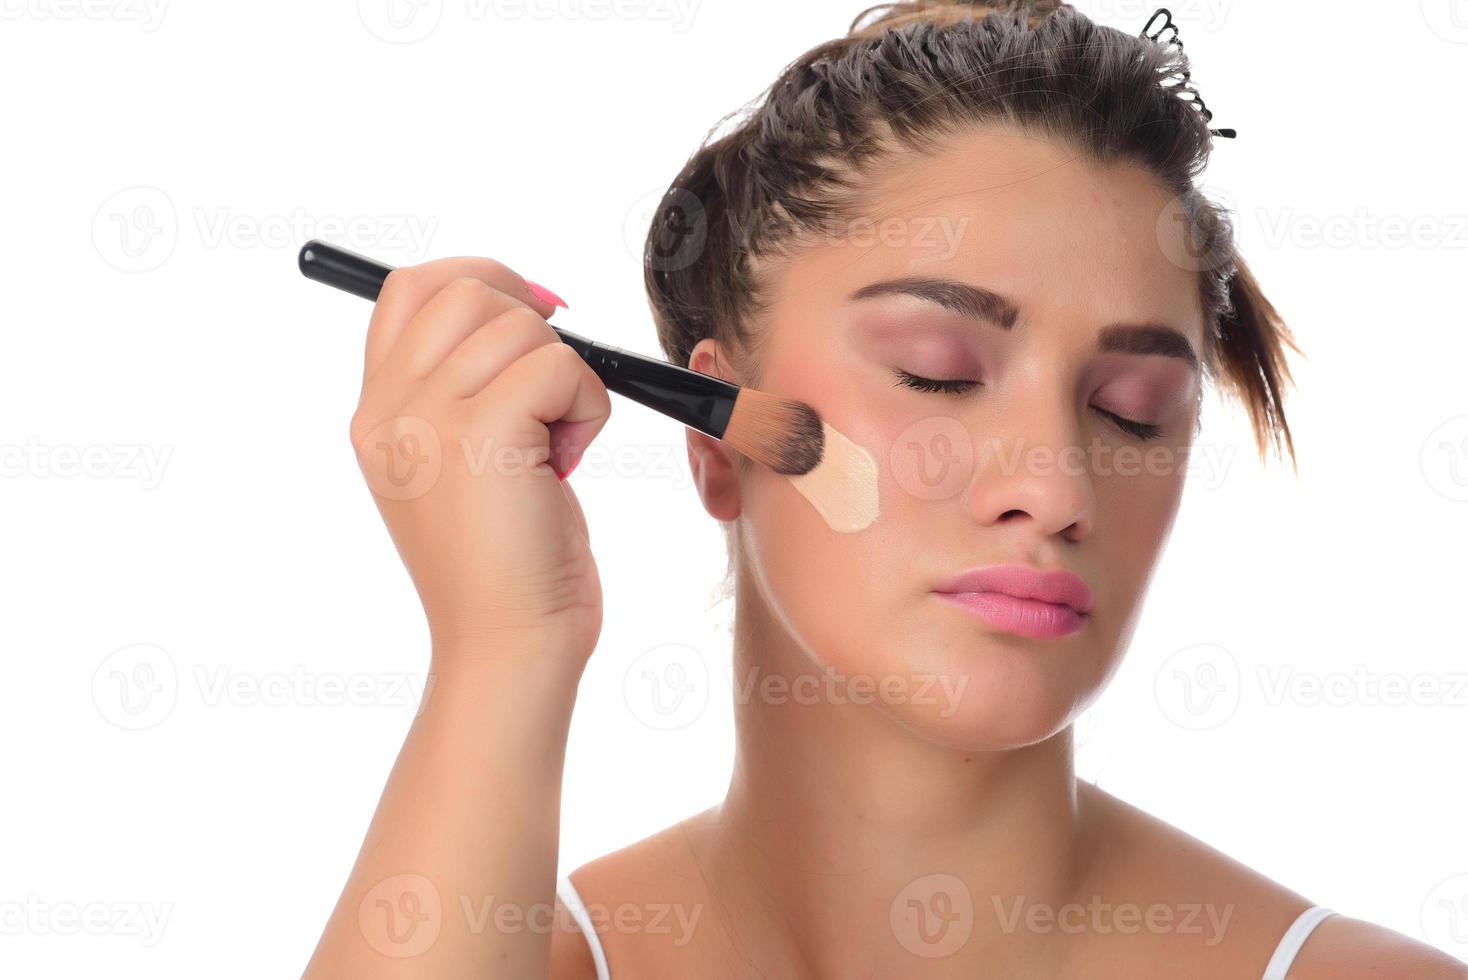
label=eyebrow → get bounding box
[847,276,1199,370]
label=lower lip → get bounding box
[936,591,1087,639]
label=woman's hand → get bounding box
[349,257,611,669]
[304,259,607,979]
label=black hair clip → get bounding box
[1140,7,1236,139]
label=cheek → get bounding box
[737,409,917,671]
[740,472,869,633]
[1093,463,1186,605]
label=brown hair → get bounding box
[643,0,1299,465]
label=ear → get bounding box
[686,338,742,522]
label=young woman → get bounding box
[304,1,1465,976]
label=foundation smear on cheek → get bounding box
[786,421,880,532]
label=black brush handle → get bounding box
[298,240,739,439]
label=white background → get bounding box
[2,0,1466,975]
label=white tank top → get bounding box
[557,875,1334,979]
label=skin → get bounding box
[302,126,1465,978]
[552,128,1465,977]
[304,258,609,978]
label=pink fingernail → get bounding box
[525,279,569,309]
[556,455,581,481]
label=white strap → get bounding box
[1261,905,1335,980]
[557,875,611,980]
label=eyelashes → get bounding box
[1093,408,1164,442]
[891,369,1164,442]
[892,369,979,396]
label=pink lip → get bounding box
[933,564,1093,639]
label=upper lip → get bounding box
[934,564,1094,615]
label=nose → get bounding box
[965,395,1096,543]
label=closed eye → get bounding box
[892,369,979,395]
[894,370,1163,441]
[1092,407,1163,441]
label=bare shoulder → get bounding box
[1075,782,1466,977]
[1288,915,1466,979]
[547,809,716,979]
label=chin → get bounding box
[885,659,1084,752]
[830,609,1112,753]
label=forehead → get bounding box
[770,125,1207,350]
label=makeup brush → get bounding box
[298,240,825,476]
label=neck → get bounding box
[695,580,1095,976]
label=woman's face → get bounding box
[688,126,1206,750]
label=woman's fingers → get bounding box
[379,277,538,388]
[427,306,562,401]
[361,257,560,385]
[475,341,612,478]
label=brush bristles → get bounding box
[724,388,825,476]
